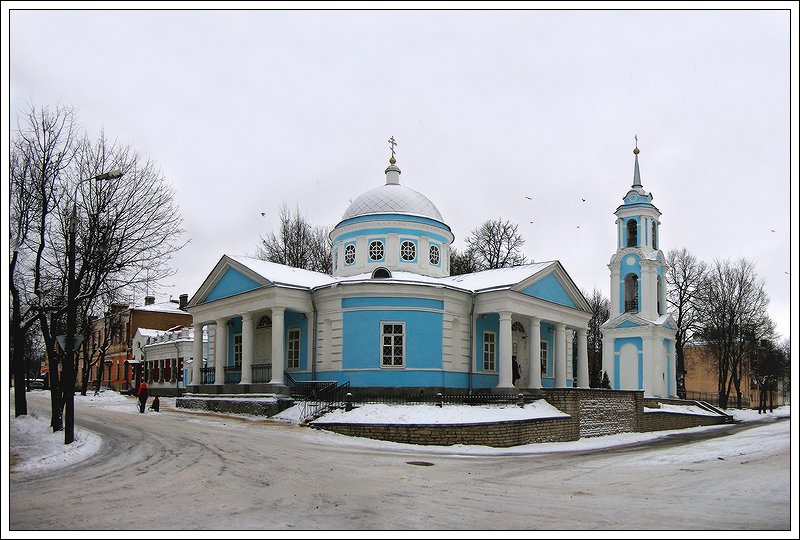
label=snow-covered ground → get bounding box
[6,388,792,472]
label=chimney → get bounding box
[144,295,155,306]
[179,294,188,310]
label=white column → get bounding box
[577,327,589,388]
[609,264,621,318]
[497,311,513,388]
[240,312,254,384]
[215,318,227,385]
[305,312,314,372]
[191,323,203,387]
[555,323,567,388]
[269,307,285,385]
[527,317,542,389]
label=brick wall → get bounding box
[639,411,728,432]
[310,416,577,447]
[541,388,643,438]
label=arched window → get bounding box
[369,240,384,261]
[429,244,440,265]
[344,244,356,265]
[657,275,664,315]
[512,321,525,333]
[626,219,638,247]
[624,273,639,313]
[371,267,392,279]
[257,315,272,328]
[400,240,416,262]
[652,221,658,249]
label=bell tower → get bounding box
[601,139,677,398]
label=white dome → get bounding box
[342,183,445,222]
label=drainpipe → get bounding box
[468,292,475,392]
[311,289,318,381]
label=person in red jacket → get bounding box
[136,382,149,413]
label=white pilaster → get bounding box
[215,318,227,385]
[269,307,285,385]
[527,317,542,389]
[609,264,621,318]
[241,312,254,384]
[577,327,589,388]
[192,323,203,386]
[497,311,513,388]
[555,323,567,388]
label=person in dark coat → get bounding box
[136,382,149,413]
[512,356,521,386]
[149,395,160,412]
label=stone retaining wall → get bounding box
[310,416,576,447]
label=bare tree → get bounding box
[582,288,610,387]
[665,248,707,398]
[449,246,479,276]
[697,258,773,408]
[10,104,186,440]
[751,338,788,414]
[9,103,78,420]
[465,218,528,270]
[257,204,332,273]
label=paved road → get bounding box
[9,392,791,531]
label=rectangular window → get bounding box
[483,331,496,371]
[233,333,242,368]
[288,328,300,369]
[540,341,549,376]
[381,322,405,367]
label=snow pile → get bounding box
[10,411,102,473]
[312,400,569,425]
[644,403,722,416]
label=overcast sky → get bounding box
[4,4,797,339]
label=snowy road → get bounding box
[9,392,791,531]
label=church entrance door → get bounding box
[511,322,528,389]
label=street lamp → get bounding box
[63,169,123,444]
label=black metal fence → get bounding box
[201,367,215,385]
[251,363,272,383]
[224,366,241,384]
[344,391,530,407]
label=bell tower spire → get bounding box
[600,138,677,399]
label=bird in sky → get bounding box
[771,229,776,232]
[261,212,266,217]
[525,196,533,200]
[581,198,587,202]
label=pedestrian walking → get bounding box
[136,382,149,414]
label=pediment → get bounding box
[513,262,590,312]
[187,256,270,307]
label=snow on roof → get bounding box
[438,262,555,292]
[229,255,338,289]
[223,257,560,295]
[132,300,189,314]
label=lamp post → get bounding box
[63,169,123,444]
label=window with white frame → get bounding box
[540,341,549,376]
[233,333,242,368]
[400,240,416,262]
[288,328,300,369]
[369,240,384,262]
[381,322,405,367]
[429,244,440,265]
[344,243,356,265]
[483,331,496,371]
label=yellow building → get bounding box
[683,344,786,409]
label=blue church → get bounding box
[185,146,643,396]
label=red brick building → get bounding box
[83,295,192,392]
